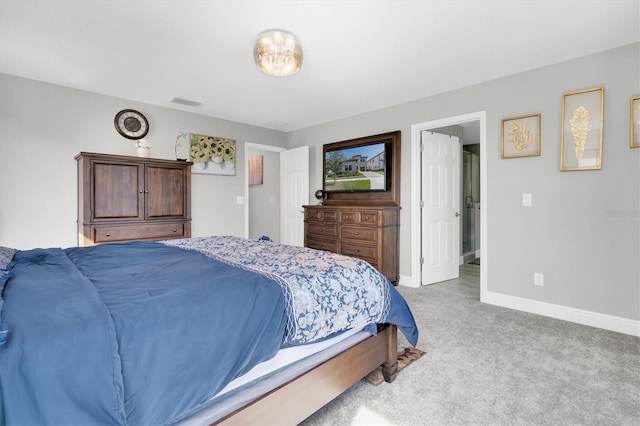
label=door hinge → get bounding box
[420,257,424,265]
[420,144,424,152]
[420,200,424,209]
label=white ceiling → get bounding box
[1,0,638,132]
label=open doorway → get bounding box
[244,143,309,246]
[462,142,480,264]
[410,112,487,302]
[244,143,285,243]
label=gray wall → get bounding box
[0,74,287,249]
[288,43,639,321]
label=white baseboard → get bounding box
[396,274,639,337]
[398,274,419,288]
[483,290,640,337]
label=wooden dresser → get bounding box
[76,152,191,246]
[303,205,400,284]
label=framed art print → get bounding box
[560,87,604,171]
[248,155,263,185]
[501,113,541,158]
[189,133,236,175]
[631,96,640,148]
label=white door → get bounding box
[421,131,461,285]
[280,146,309,246]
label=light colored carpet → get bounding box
[301,277,640,426]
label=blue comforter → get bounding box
[164,236,419,346]
[0,238,418,425]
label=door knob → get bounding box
[455,212,461,217]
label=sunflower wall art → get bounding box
[189,133,236,175]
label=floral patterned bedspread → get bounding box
[162,236,391,345]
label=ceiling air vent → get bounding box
[170,97,203,107]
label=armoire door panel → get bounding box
[92,162,142,219]
[146,166,186,218]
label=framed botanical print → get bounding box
[631,96,640,148]
[189,133,236,175]
[560,87,604,171]
[501,113,541,158]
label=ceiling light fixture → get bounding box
[254,30,302,77]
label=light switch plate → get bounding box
[522,193,532,206]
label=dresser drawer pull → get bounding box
[364,216,370,220]
[354,232,359,236]
[172,228,177,233]
[105,233,111,237]
[354,249,360,253]
[344,215,349,219]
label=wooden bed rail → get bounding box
[217,324,398,425]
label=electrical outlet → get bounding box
[523,193,532,206]
[534,273,544,286]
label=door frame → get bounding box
[410,111,488,302]
[244,142,286,239]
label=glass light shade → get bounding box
[254,30,302,77]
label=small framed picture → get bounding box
[560,87,604,171]
[248,155,263,185]
[501,113,541,158]
[631,96,640,148]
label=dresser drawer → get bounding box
[306,209,338,222]
[339,211,357,223]
[306,237,338,253]
[339,226,377,242]
[339,210,379,225]
[92,222,186,243]
[340,242,377,261]
[306,223,337,238]
[357,211,379,225]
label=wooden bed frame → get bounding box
[217,324,398,425]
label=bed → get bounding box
[0,236,418,425]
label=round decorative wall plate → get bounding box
[114,109,149,140]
